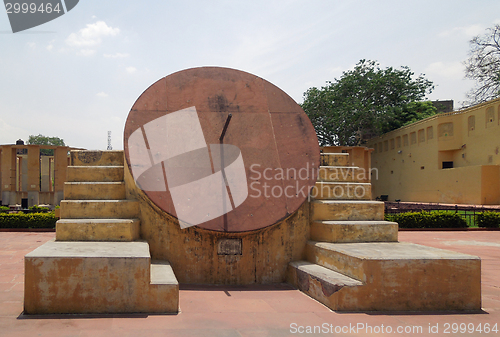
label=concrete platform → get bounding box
[310,220,398,243]
[24,240,178,314]
[1,231,499,336]
[305,241,481,311]
[55,218,141,241]
[310,200,384,221]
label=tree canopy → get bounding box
[464,24,500,106]
[27,134,65,156]
[301,60,435,146]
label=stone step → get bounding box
[320,153,349,167]
[311,182,371,200]
[287,261,363,311]
[310,200,384,221]
[56,218,140,241]
[305,241,481,311]
[310,220,398,243]
[67,166,124,182]
[24,240,179,314]
[318,166,369,183]
[60,200,139,219]
[64,182,126,200]
[70,150,124,167]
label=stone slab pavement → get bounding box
[0,231,499,337]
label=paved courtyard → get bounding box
[0,230,499,336]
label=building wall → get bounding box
[0,145,71,206]
[366,98,500,205]
[124,163,310,285]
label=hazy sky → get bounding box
[1,1,499,150]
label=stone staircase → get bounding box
[288,150,481,311]
[24,151,179,314]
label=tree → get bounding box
[464,24,500,106]
[301,60,434,146]
[27,134,65,156]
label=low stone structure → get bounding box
[24,67,482,314]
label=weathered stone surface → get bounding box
[66,166,124,182]
[320,153,348,166]
[56,218,140,241]
[64,182,126,200]
[310,220,398,243]
[287,261,362,310]
[60,200,139,219]
[318,166,369,182]
[310,200,384,221]
[124,67,320,233]
[71,151,124,167]
[311,181,371,200]
[24,241,178,314]
[305,241,481,311]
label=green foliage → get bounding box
[29,205,50,213]
[0,212,57,229]
[476,211,500,228]
[0,206,10,213]
[301,59,434,146]
[385,211,467,229]
[464,24,500,106]
[381,101,438,133]
[27,134,65,156]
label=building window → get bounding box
[426,126,433,140]
[418,129,425,143]
[486,106,494,127]
[468,115,475,135]
[403,134,409,146]
[390,138,395,150]
[442,161,453,169]
[378,142,383,152]
[396,136,401,148]
[438,122,454,137]
[384,140,389,151]
[410,132,417,145]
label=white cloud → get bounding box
[96,92,109,97]
[27,42,36,49]
[425,61,464,80]
[439,24,484,38]
[66,21,120,48]
[126,66,137,74]
[78,49,96,57]
[104,53,129,58]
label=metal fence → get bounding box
[384,203,500,227]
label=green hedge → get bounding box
[477,211,500,228]
[0,212,57,229]
[0,206,9,213]
[385,211,467,229]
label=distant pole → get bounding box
[107,131,112,150]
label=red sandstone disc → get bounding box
[124,67,319,232]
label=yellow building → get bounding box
[366,97,500,205]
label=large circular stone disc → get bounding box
[124,67,320,232]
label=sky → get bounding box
[1,0,500,150]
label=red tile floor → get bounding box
[0,231,499,337]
